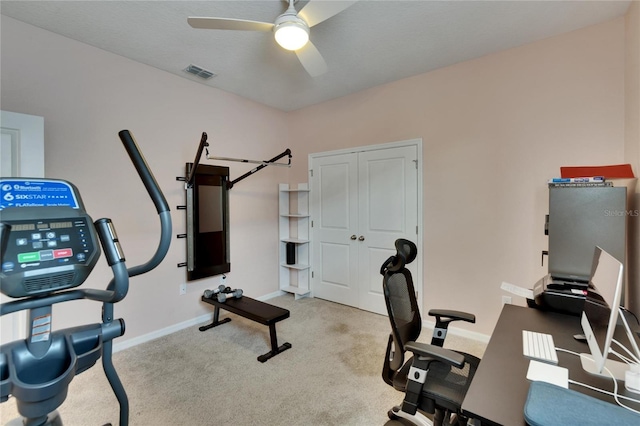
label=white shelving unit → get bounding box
[279,183,311,299]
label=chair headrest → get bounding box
[395,239,417,265]
[380,239,417,275]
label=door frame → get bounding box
[1,110,45,344]
[308,138,424,312]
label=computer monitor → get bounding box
[580,246,631,380]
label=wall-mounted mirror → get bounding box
[186,162,230,281]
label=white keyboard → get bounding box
[522,330,558,365]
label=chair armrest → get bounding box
[405,341,465,369]
[428,309,476,324]
[428,309,476,347]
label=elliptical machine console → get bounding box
[0,179,101,298]
[0,130,172,426]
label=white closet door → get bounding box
[310,153,359,306]
[357,145,418,315]
[310,143,418,315]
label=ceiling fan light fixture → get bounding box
[274,21,309,51]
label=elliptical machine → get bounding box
[0,130,172,426]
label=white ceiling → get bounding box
[0,1,632,111]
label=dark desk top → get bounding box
[461,304,640,425]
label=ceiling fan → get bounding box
[188,0,357,77]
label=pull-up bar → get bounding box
[206,154,291,167]
[227,148,291,189]
[185,131,291,189]
[186,132,209,187]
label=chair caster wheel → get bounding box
[388,407,400,420]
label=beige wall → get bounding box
[0,16,291,342]
[0,14,631,339]
[290,18,626,334]
[625,1,640,312]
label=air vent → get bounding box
[184,64,216,80]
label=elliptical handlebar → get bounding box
[110,130,172,281]
[118,130,170,214]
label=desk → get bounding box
[461,304,640,425]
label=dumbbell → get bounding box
[217,289,243,303]
[203,285,227,299]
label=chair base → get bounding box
[385,419,424,426]
[387,406,433,426]
[387,405,470,426]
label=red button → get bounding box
[53,249,73,258]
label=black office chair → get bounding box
[380,239,481,426]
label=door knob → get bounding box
[358,236,365,241]
[350,235,357,240]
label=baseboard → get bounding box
[257,290,287,301]
[422,319,491,344]
[113,290,288,353]
[113,312,213,353]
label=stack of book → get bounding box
[547,176,612,187]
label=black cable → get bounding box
[621,306,640,325]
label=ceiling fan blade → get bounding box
[188,17,274,32]
[295,41,328,77]
[298,0,358,27]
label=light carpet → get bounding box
[0,295,486,425]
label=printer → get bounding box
[528,274,589,316]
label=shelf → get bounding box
[279,183,311,301]
[281,285,311,296]
[280,238,309,244]
[280,263,311,270]
[280,189,310,193]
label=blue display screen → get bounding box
[0,179,80,210]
